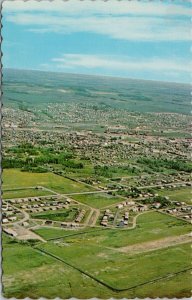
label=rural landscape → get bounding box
[2,68,191,298]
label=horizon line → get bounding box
[3,67,190,86]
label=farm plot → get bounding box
[3,169,95,194]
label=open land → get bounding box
[2,69,192,298]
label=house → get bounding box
[8,216,17,222]
[117,204,123,209]
[45,220,52,225]
[183,215,190,219]
[153,202,161,209]
[109,214,114,219]
[101,220,108,226]
[22,222,29,227]
[3,228,18,237]
[105,209,111,215]
[127,201,135,205]
[124,212,129,220]
[2,218,9,224]
[131,207,139,212]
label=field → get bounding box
[3,188,53,199]
[34,211,191,245]
[32,208,78,222]
[38,241,190,290]
[71,192,123,208]
[3,169,95,194]
[3,218,191,299]
[33,227,103,240]
[158,187,191,204]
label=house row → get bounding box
[75,209,86,223]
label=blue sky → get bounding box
[2,0,191,83]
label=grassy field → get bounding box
[3,169,95,194]
[71,192,123,208]
[3,188,53,199]
[158,187,191,204]
[33,227,108,240]
[3,209,191,299]
[32,208,78,222]
[39,240,190,290]
[34,211,191,244]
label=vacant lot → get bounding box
[34,227,108,240]
[158,187,191,204]
[32,208,78,222]
[3,188,53,199]
[3,169,95,194]
[71,192,123,208]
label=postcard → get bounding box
[1,1,191,299]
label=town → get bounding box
[2,69,191,299]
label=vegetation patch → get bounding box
[71,192,123,208]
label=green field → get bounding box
[3,169,95,194]
[34,211,191,245]
[3,212,191,299]
[158,187,191,204]
[34,227,108,240]
[39,241,190,290]
[71,192,123,208]
[32,208,78,222]
[35,211,191,291]
[3,188,53,199]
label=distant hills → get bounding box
[3,68,190,114]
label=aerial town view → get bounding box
[1,1,191,299]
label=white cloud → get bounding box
[3,0,191,41]
[51,54,191,73]
[3,0,191,16]
[5,13,190,41]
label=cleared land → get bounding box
[3,188,53,199]
[33,226,103,240]
[3,169,95,194]
[158,187,191,204]
[32,208,78,222]
[118,233,191,254]
[71,193,123,208]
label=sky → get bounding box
[2,0,191,83]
